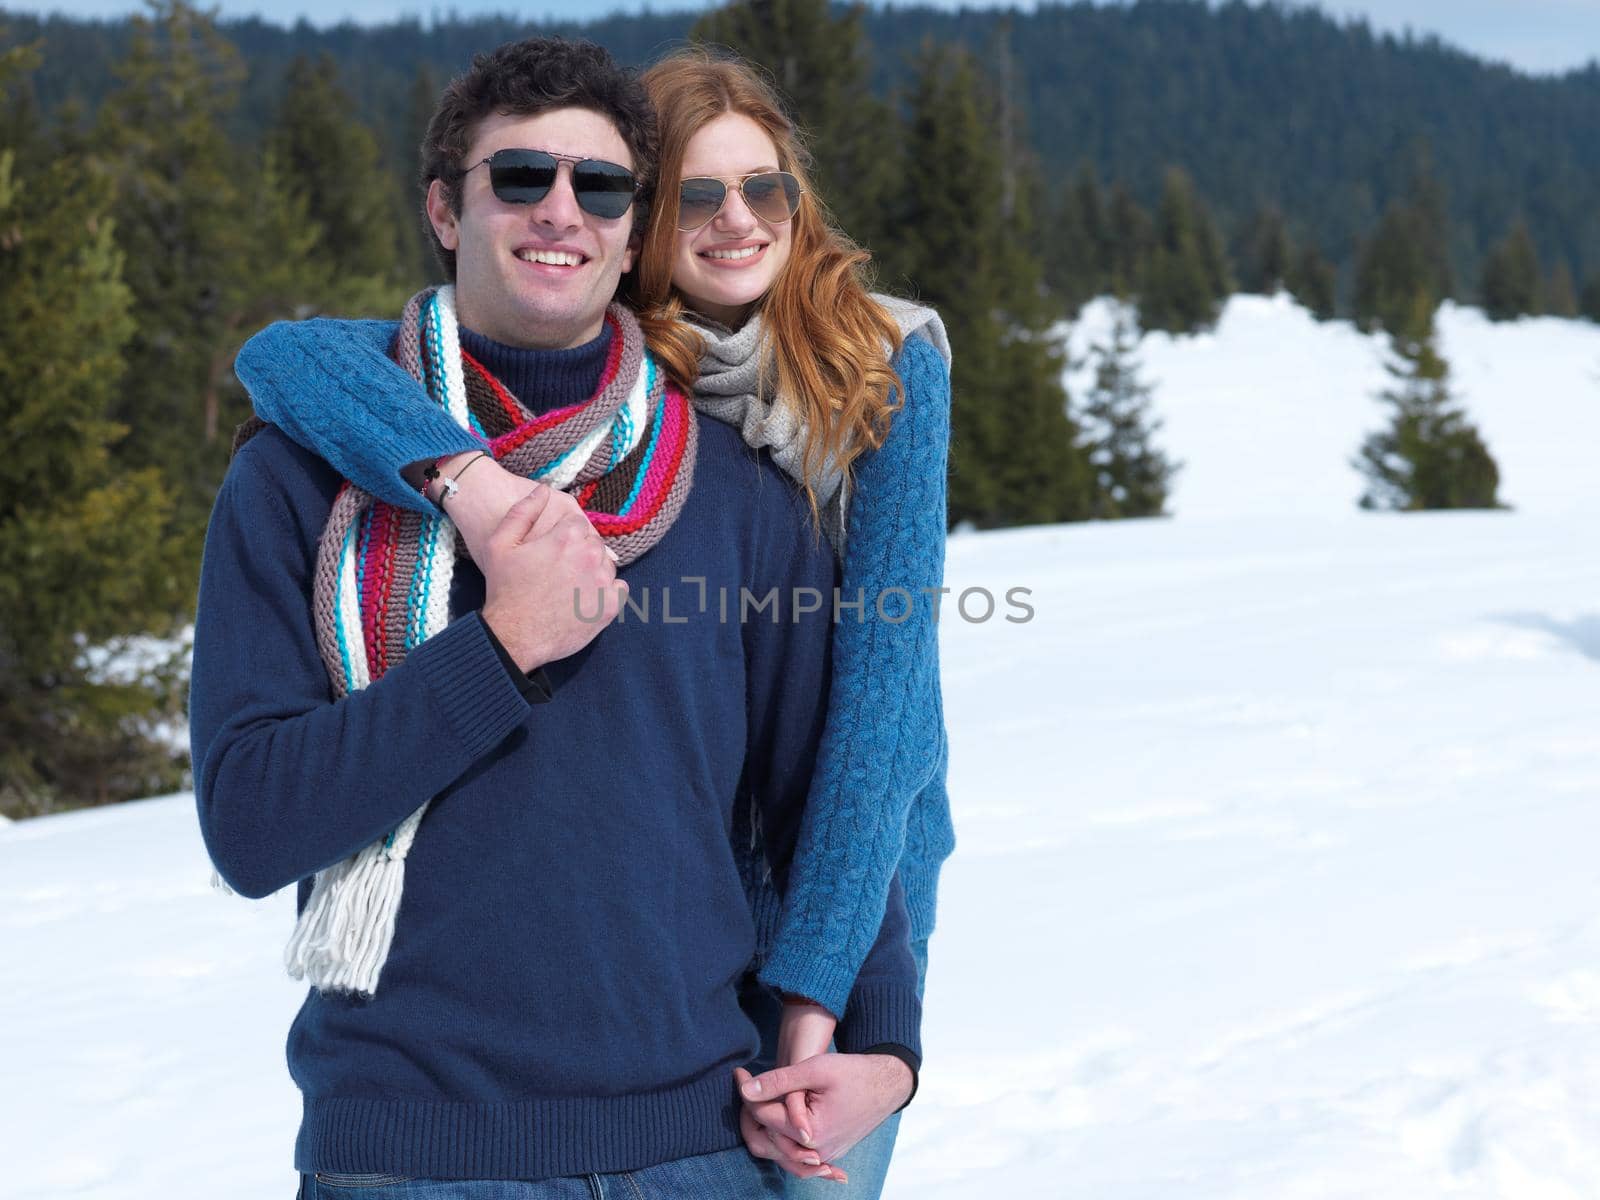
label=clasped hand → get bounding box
[732,1001,913,1184]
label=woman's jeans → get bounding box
[744,937,931,1200]
[298,1146,783,1199]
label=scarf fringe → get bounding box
[207,806,427,999]
[281,804,428,997]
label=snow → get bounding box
[77,625,196,756]
[1065,294,1600,520]
[905,507,1599,1197]
[6,296,1600,1198]
[77,627,194,687]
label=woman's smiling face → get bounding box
[670,112,794,328]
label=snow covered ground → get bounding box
[1065,294,1600,520]
[5,296,1598,1198]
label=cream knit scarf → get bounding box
[689,294,951,555]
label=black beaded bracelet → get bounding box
[417,456,449,513]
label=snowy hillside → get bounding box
[1067,293,1600,519]
[5,298,1599,1199]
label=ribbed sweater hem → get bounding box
[293,1072,744,1179]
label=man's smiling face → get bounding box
[428,107,638,350]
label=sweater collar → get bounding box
[457,322,613,415]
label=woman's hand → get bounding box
[735,1053,914,1180]
[768,996,839,1170]
[776,996,836,1069]
[429,454,546,566]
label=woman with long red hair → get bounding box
[235,45,953,1199]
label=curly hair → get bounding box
[419,38,659,281]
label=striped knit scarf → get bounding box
[259,285,697,997]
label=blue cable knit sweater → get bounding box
[234,318,956,1018]
[193,332,921,1180]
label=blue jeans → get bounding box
[298,1146,784,1199]
[744,938,931,1200]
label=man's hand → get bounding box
[480,486,627,672]
[734,1052,914,1182]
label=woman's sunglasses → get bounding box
[465,148,640,220]
[677,171,803,232]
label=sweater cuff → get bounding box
[481,619,555,702]
[860,1043,920,1111]
[758,950,858,1023]
[834,980,922,1065]
[406,613,532,761]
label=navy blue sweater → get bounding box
[237,317,957,1020]
[190,330,920,1180]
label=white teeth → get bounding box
[703,245,762,261]
[516,249,583,266]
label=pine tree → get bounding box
[241,148,329,324]
[1580,272,1600,323]
[1045,162,1109,314]
[94,0,253,527]
[1354,291,1500,511]
[269,54,408,298]
[993,158,1097,523]
[1140,166,1230,334]
[97,1,333,536]
[692,0,905,283]
[990,17,1020,220]
[1354,202,1429,333]
[1105,182,1153,299]
[1080,304,1179,518]
[1544,262,1578,318]
[1239,205,1292,294]
[1407,161,1456,299]
[1195,188,1234,303]
[1287,241,1338,320]
[899,42,1004,526]
[899,42,1091,528]
[0,38,43,175]
[397,62,441,284]
[0,44,190,816]
[1353,167,1455,333]
[1479,220,1541,320]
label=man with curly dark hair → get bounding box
[192,34,920,1200]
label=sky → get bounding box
[0,0,1596,78]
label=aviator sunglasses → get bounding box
[464,148,640,219]
[677,171,803,232]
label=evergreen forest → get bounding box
[0,0,1584,815]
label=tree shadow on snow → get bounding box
[1490,612,1600,663]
